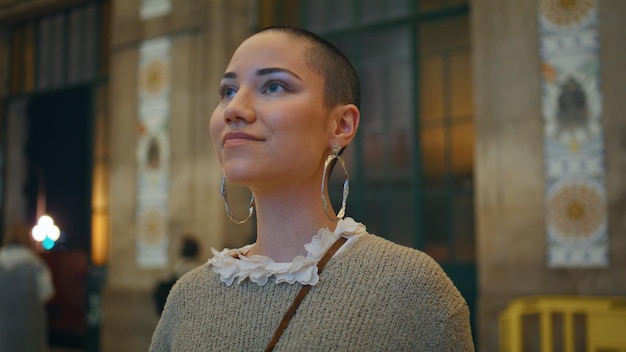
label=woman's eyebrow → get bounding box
[221,68,302,81]
[256,67,302,81]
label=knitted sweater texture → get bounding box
[150,233,474,351]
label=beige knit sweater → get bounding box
[150,233,474,351]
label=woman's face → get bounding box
[210,31,336,191]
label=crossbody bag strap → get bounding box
[264,236,348,352]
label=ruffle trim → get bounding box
[209,217,366,286]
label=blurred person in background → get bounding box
[153,235,201,316]
[174,235,201,278]
[0,223,55,352]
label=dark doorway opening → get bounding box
[25,85,93,348]
[26,85,92,250]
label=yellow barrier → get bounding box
[499,296,626,352]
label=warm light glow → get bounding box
[32,225,46,241]
[31,215,61,247]
[91,87,111,265]
[38,215,54,227]
[91,211,110,265]
[48,225,61,241]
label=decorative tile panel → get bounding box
[538,0,608,267]
[136,37,171,268]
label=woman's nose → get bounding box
[224,88,255,124]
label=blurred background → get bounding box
[0,0,624,351]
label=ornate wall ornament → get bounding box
[138,208,167,245]
[547,179,606,241]
[540,0,595,28]
[140,60,169,96]
[136,37,172,268]
[538,0,608,267]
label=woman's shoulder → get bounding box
[344,233,466,304]
[160,262,220,312]
[351,232,442,271]
[172,262,217,291]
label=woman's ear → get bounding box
[330,104,360,146]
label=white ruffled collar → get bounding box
[209,217,366,286]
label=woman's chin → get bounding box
[222,166,257,185]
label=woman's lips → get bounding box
[222,132,263,146]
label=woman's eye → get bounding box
[264,82,286,94]
[219,86,236,99]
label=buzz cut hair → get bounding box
[256,26,361,110]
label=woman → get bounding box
[150,26,474,351]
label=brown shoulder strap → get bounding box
[264,236,348,352]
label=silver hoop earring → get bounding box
[321,144,349,221]
[221,175,255,224]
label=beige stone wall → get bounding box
[473,0,626,350]
[601,2,626,271]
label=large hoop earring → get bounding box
[221,175,255,224]
[321,144,349,221]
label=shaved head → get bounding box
[256,26,361,110]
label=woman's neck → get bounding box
[246,186,338,262]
